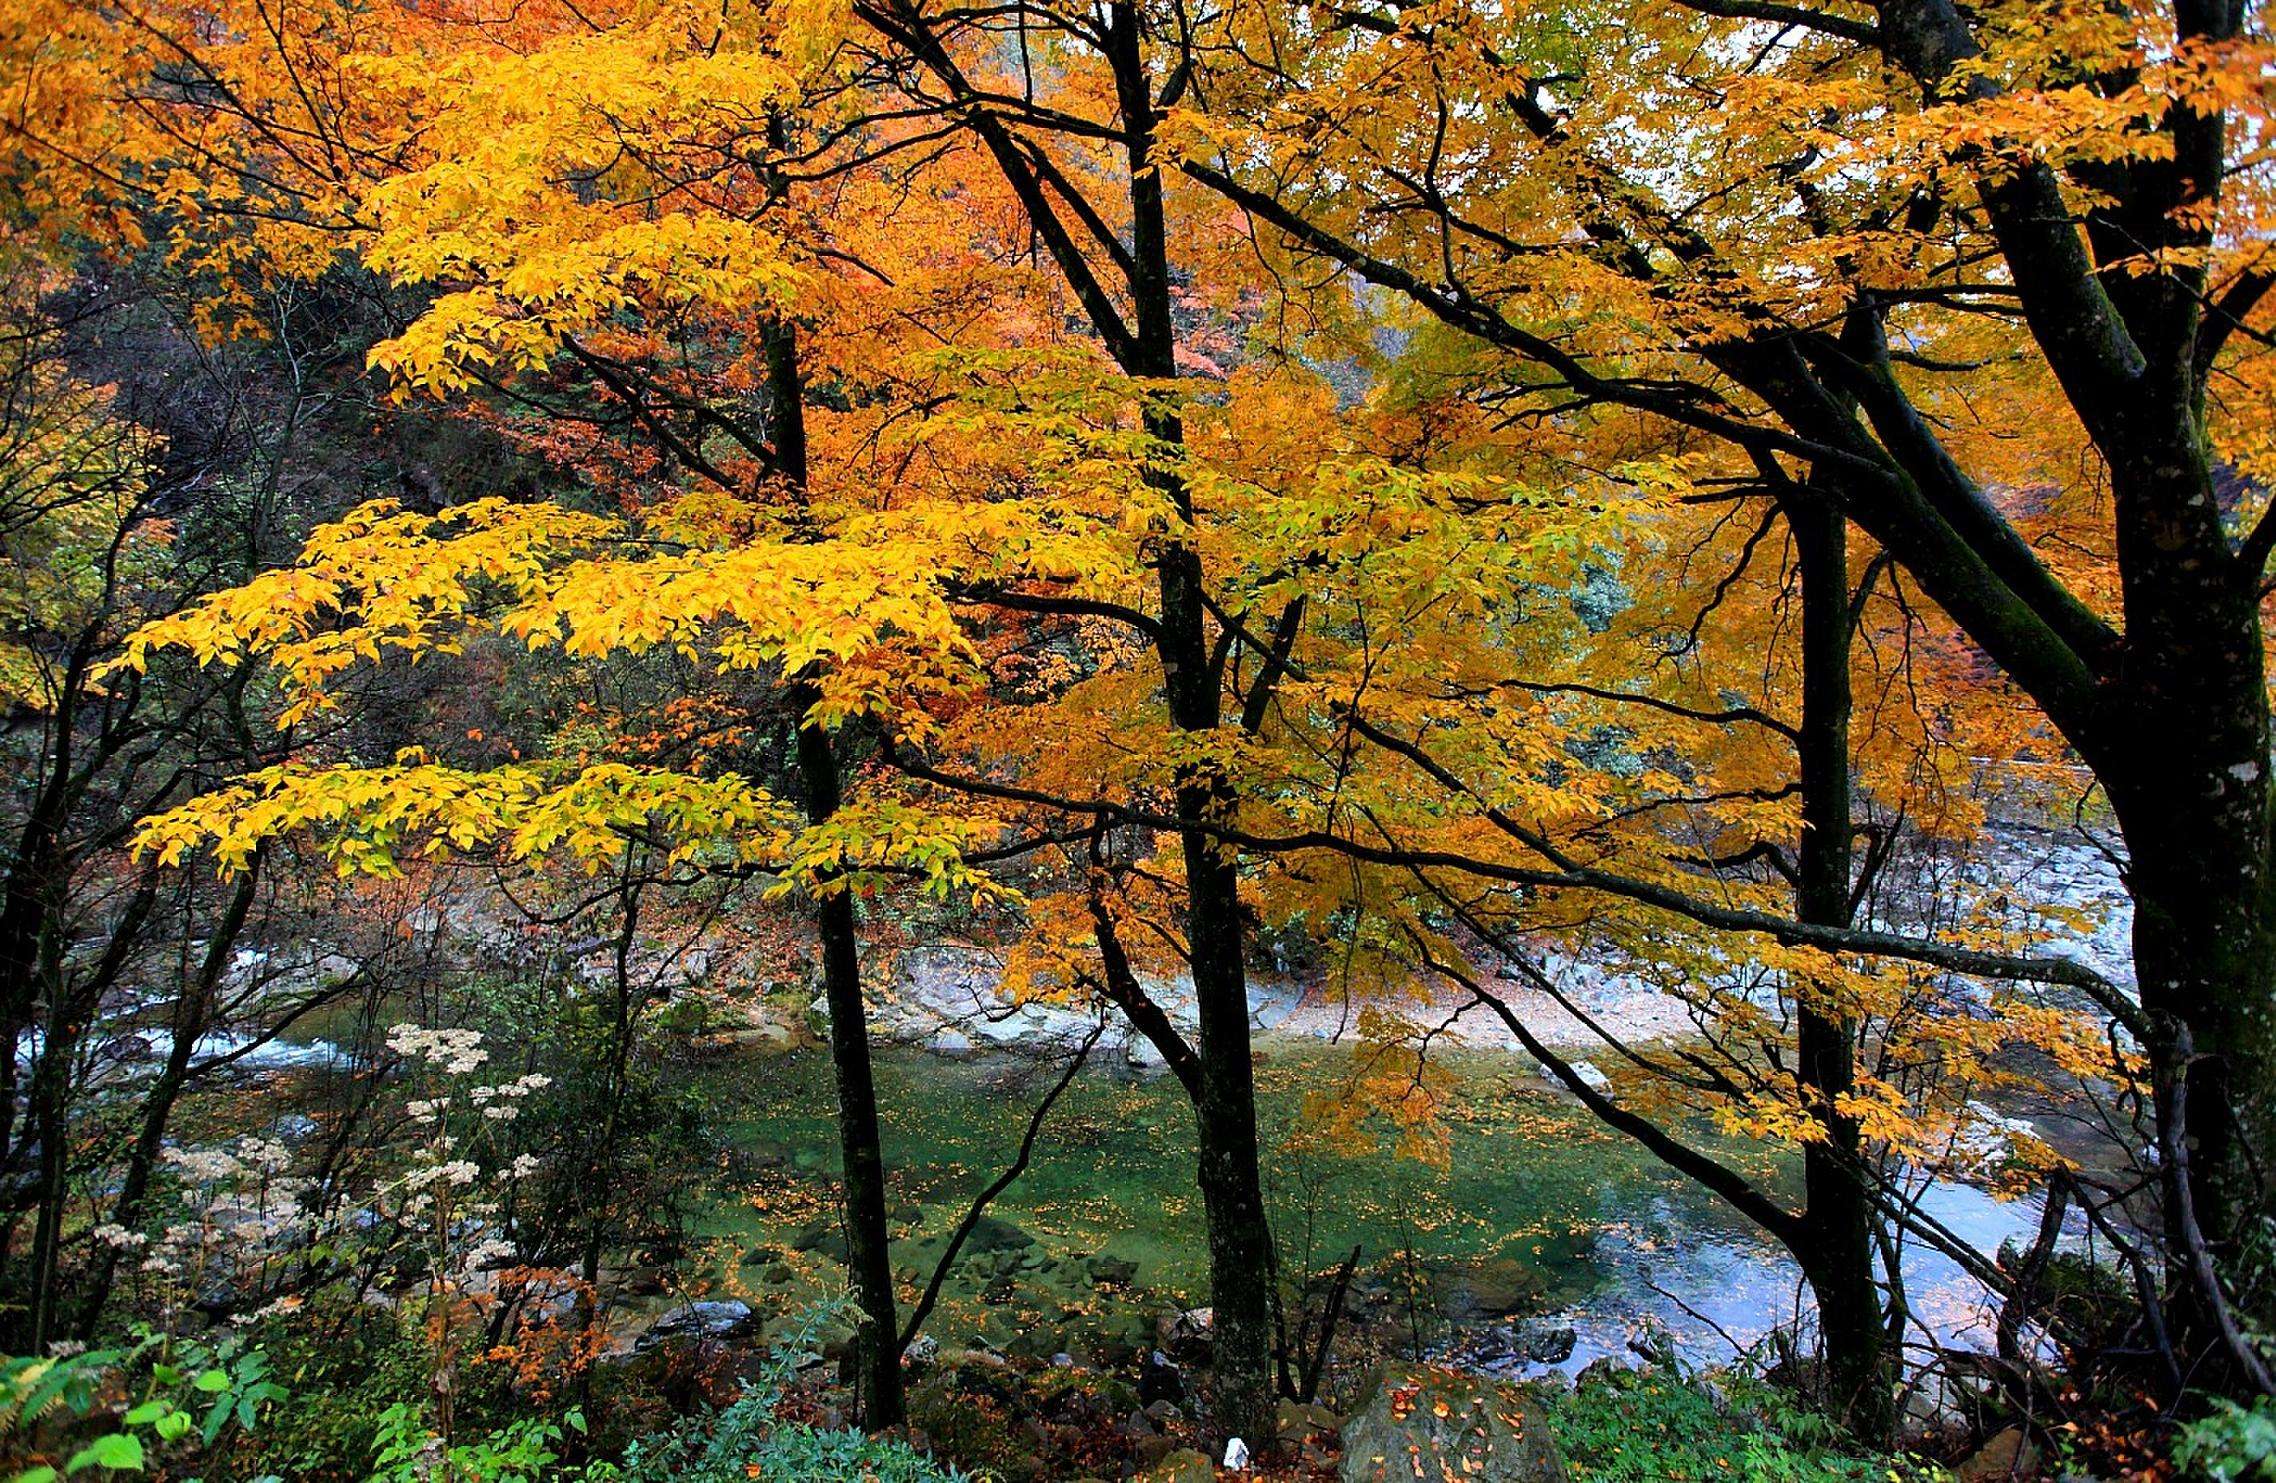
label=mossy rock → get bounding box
[1140,1447,1217,1482]
[1340,1363,1566,1482]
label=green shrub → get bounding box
[591,1303,967,1483]
[2175,1397,2276,1482]
[1544,1366,1946,1482]
[0,1334,285,1483]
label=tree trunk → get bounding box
[1103,2,1277,1445]
[853,0,1282,1441]
[23,1002,73,1350]
[1178,746,1278,1450]
[769,317,906,1429]
[75,869,262,1338]
[1786,496,1895,1440]
[2100,447,2276,1326]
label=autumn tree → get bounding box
[0,244,342,1348]
[1166,0,2276,1394]
[20,0,2240,1460]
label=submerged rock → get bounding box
[1440,1254,1549,1318]
[790,1217,849,1261]
[1339,1363,1566,1482]
[964,1213,1037,1254]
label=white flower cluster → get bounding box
[165,1146,246,1182]
[386,1023,490,1075]
[377,1027,554,1286]
[468,1073,550,1122]
[404,1159,482,1191]
[136,1138,318,1294]
[238,1136,291,1174]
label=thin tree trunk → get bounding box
[75,867,261,1337]
[769,317,906,1429]
[847,0,1282,1441]
[1104,1,1276,1443]
[1787,495,1894,1440]
[25,873,158,1349]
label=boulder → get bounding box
[1139,1350,1186,1407]
[618,1267,669,1298]
[636,1299,756,1351]
[1140,1447,1216,1482]
[964,1213,1037,1254]
[1339,1363,1566,1482]
[1958,1427,2043,1482]
[1511,1320,1578,1365]
[726,1023,794,1054]
[1277,1400,1340,1444]
[1157,1306,1214,1362]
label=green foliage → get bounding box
[2175,1397,2276,1482]
[231,1299,493,1480]
[1543,1367,1946,1482]
[369,1403,576,1483]
[1,1336,283,1482]
[593,1302,967,1483]
[601,1407,967,1483]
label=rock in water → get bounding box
[1339,1363,1567,1482]
[789,1217,848,1261]
[1512,1319,1578,1365]
[635,1299,755,1351]
[963,1212,1036,1254]
[1441,1254,1548,1318]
